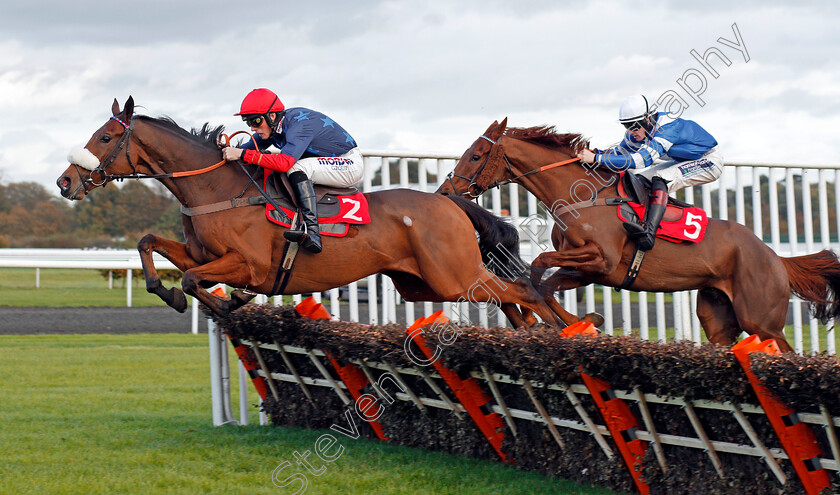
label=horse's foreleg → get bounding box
[534,269,605,328]
[500,303,530,328]
[138,234,202,312]
[180,252,255,317]
[532,243,610,273]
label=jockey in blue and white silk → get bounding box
[586,94,725,251]
[593,100,723,193]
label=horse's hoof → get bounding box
[524,313,538,327]
[582,312,605,328]
[171,288,188,313]
[230,289,257,311]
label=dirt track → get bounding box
[0,306,201,335]
[0,301,800,335]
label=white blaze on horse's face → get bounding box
[67,147,100,171]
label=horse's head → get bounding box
[57,96,137,200]
[437,118,509,198]
[438,119,591,200]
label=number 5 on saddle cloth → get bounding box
[616,172,708,244]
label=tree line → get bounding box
[0,180,182,248]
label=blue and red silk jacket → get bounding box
[240,107,358,172]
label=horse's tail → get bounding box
[780,249,840,322]
[445,196,529,279]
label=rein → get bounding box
[446,134,582,197]
[83,121,253,184]
[82,118,287,218]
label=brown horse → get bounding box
[55,98,565,327]
[437,119,840,352]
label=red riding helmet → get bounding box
[234,88,285,116]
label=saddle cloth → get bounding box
[616,172,709,244]
[263,171,370,237]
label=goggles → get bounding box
[242,114,265,128]
[622,119,645,131]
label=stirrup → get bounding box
[284,227,322,253]
[284,229,306,243]
[622,221,646,237]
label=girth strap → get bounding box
[180,195,272,217]
[551,197,628,217]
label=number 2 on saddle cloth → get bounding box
[616,172,709,243]
[262,170,371,236]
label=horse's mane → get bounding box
[505,126,589,154]
[136,115,226,150]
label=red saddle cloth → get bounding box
[616,173,709,243]
[263,172,371,238]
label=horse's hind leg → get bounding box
[696,288,741,346]
[729,291,793,353]
[138,234,202,312]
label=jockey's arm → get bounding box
[595,137,666,171]
[235,121,317,173]
[240,149,295,173]
[240,119,319,173]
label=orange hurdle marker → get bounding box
[405,312,511,463]
[732,335,831,495]
[562,321,650,495]
[295,297,390,441]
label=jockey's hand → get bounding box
[222,147,245,162]
[577,149,596,164]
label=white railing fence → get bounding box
[1,153,838,355]
[357,152,840,357]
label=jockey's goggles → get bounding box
[242,114,265,128]
[622,120,645,131]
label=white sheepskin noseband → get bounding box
[67,147,101,171]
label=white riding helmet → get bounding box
[618,94,654,123]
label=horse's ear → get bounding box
[488,117,508,140]
[124,96,134,120]
[111,98,120,116]
[483,120,499,136]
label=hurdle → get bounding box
[210,299,840,494]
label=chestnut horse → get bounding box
[55,98,566,327]
[438,119,840,352]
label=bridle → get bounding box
[445,134,582,198]
[84,115,137,187]
[445,135,510,198]
[77,116,250,191]
[73,117,285,217]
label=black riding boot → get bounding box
[284,171,322,253]
[623,176,668,251]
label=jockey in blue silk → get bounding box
[222,88,365,254]
[577,94,724,251]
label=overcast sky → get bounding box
[1,0,838,195]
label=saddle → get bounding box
[263,171,370,237]
[616,172,708,244]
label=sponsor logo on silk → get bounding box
[317,157,355,165]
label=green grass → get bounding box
[0,334,624,495]
[0,267,179,307]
